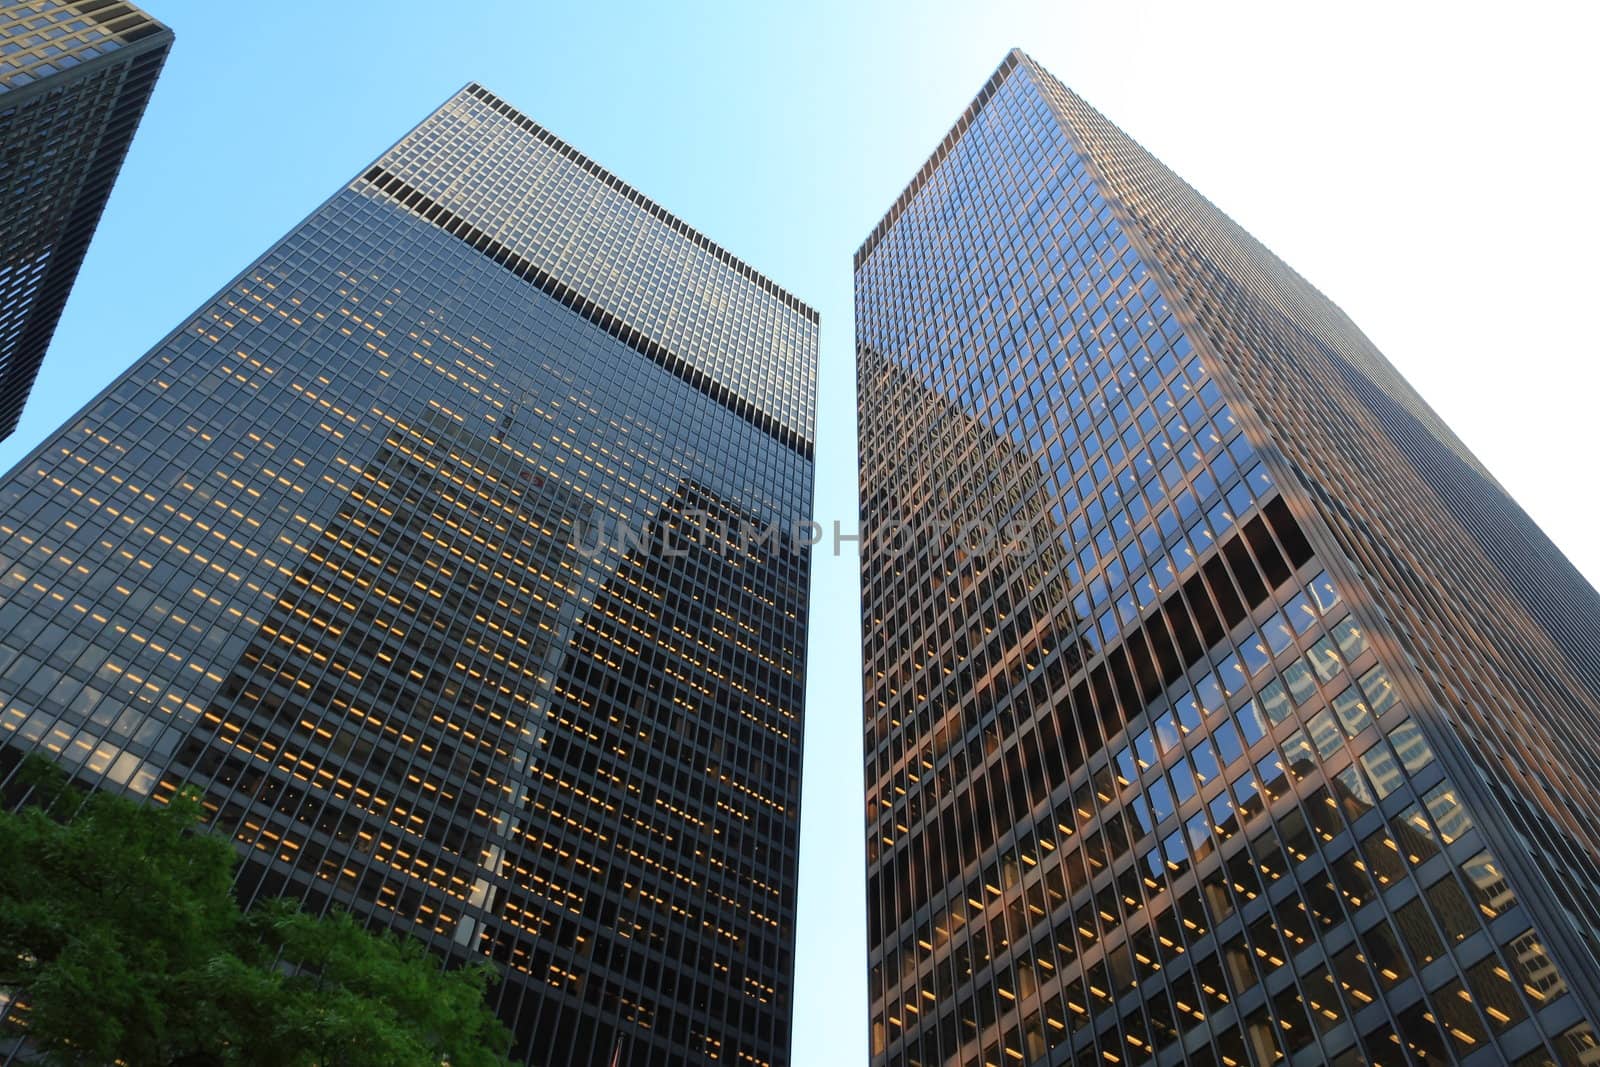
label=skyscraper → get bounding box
[0,83,816,1067]
[0,0,172,441]
[858,50,1600,1067]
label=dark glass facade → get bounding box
[0,0,171,441]
[858,50,1600,1067]
[0,83,816,1067]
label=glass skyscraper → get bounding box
[858,50,1600,1067]
[0,0,171,441]
[0,83,816,1067]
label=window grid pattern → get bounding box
[0,86,816,1067]
[0,0,149,89]
[856,52,1598,1067]
[0,0,170,440]
[365,85,817,447]
[1028,47,1600,1044]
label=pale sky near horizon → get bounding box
[2,3,1596,1064]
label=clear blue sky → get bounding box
[3,3,1595,1064]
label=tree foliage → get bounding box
[0,758,514,1067]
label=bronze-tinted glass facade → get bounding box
[0,84,815,1067]
[858,50,1600,1067]
[0,0,171,441]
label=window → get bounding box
[1308,710,1343,758]
[1359,667,1399,717]
[1392,804,1442,865]
[1212,718,1244,766]
[1360,742,1403,800]
[1432,977,1490,1055]
[1331,687,1369,739]
[1425,875,1479,945]
[1307,636,1344,683]
[1331,942,1378,1009]
[1395,999,1450,1063]
[1360,827,1408,890]
[1387,719,1434,774]
[1423,783,1473,845]
[1392,896,1444,967]
[1464,953,1527,1033]
[1335,764,1376,821]
[1358,918,1410,988]
[1504,929,1567,1005]
[1460,850,1515,919]
[1260,678,1292,725]
[1283,659,1317,705]
[1236,699,1268,746]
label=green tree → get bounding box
[0,758,514,1067]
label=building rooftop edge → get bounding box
[74,0,173,43]
[853,48,1029,270]
[459,81,820,328]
